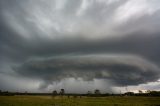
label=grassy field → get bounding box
[0,96,160,106]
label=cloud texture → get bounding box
[0,0,160,92]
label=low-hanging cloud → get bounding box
[14,54,160,88]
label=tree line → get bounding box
[0,89,160,97]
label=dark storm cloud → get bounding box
[14,55,160,87]
[0,0,160,91]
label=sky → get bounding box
[0,0,160,93]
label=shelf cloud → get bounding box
[14,55,160,87]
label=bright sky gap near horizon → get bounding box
[0,0,160,93]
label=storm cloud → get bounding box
[14,55,160,86]
[0,0,160,92]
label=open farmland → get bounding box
[0,96,160,106]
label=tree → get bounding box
[149,91,160,96]
[87,91,92,96]
[59,89,65,95]
[52,90,58,96]
[87,91,92,94]
[146,90,151,93]
[94,89,101,95]
[124,92,134,96]
[139,90,143,94]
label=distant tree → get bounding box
[146,90,151,93]
[59,89,65,95]
[52,90,58,96]
[139,90,143,94]
[149,91,160,96]
[124,92,134,96]
[87,91,92,95]
[94,89,101,95]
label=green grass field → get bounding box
[0,96,160,106]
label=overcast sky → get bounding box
[0,0,160,93]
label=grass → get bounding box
[0,95,160,106]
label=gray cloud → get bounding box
[14,55,160,88]
[0,0,160,92]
